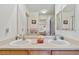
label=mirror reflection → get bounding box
[56,4,75,31]
[17,4,55,36]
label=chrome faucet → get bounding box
[15,36,20,40]
[15,36,18,40]
[53,35,64,40]
[54,35,57,40]
[15,34,25,40]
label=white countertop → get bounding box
[0,36,79,50]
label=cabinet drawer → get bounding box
[0,50,28,55]
[52,50,79,55]
[29,50,51,55]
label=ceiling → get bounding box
[24,4,55,15]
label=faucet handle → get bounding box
[15,34,23,40]
[60,36,64,40]
[15,36,19,40]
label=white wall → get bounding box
[18,5,28,35]
[55,4,62,15]
[55,4,67,15]
[74,5,79,33]
[0,4,29,40]
[0,4,17,40]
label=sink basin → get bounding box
[45,35,71,46]
[10,39,32,46]
[48,39,70,46]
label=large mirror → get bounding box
[56,4,75,31]
[17,4,55,36]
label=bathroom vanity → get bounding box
[0,4,79,55]
[0,50,79,55]
[0,36,79,55]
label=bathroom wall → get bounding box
[55,4,62,15]
[0,4,17,40]
[55,4,67,15]
[0,4,30,40]
[74,5,79,33]
[17,5,28,35]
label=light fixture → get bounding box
[40,9,48,14]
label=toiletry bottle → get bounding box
[37,35,44,44]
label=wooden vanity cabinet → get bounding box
[0,50,29,55]
[0,50,51,55]
[29,50,51,55]
[28,50,79,55]
[52,50,79,55]
[29,50,79,55]
[0,50,79,55]
[30,50,79,55]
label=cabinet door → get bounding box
[52,50,79,55]
[0,50,28,55]
[29,50,51,55]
